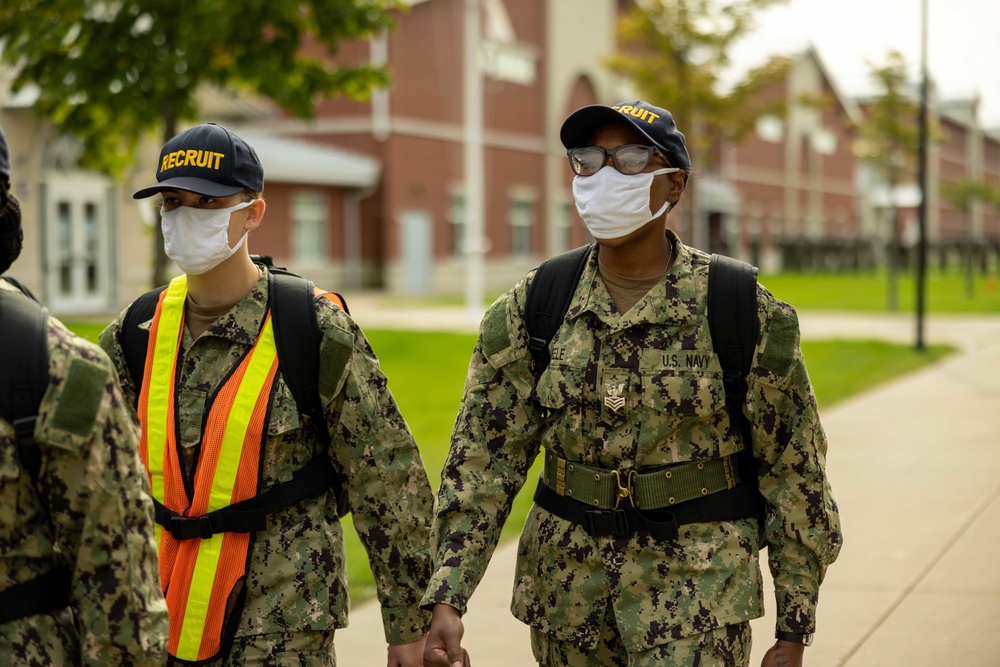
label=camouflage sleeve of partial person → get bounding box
[318,302,436,644]
[97,305,141,412]
[37,322,168,665]
[747,287,844,635]
[419,276,545,616]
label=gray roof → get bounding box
[238,132,381,189]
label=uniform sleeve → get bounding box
[748,294,843,634]
[320,313,435,645]
[97,308,140,411]
[36,333,168,665]
[419,285,544,615]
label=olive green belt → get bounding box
[541,450,740,511]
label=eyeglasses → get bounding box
[567,144,668,177]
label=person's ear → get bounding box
[244,199,266,232]
[665,170,687,203]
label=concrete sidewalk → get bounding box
[335,308,1000,666]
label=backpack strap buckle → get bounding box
[12,416,36,443]
[583,508,632,537]
[166,515,215,541]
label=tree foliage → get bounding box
[852,50,925,311]
[607,0,793,168]
[941,179,1000,213]
[852,51,921,189]
[0,0,401,285]
[0,0,400,174]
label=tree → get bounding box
[940,179,1000,297]
[852,50,921,312]
[607,0,793,249]
[0,0,400,287]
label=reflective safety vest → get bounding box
[138,275,278,662]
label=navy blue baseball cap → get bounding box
[0,126,10,183]
[560,100,691,172]
[133,122,264,199]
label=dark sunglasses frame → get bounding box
[567,144,668,176]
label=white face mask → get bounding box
[160,200,253,275]
[571,166,679,240]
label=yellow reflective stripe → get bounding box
[174,317,277,660]
[175,534,224,659]
[208,318,276,513]
[146,275,188,508]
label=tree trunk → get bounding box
[887,205,899,312]
[964,240,975,299]
[151,115,177,288]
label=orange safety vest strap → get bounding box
[138,277,186,553]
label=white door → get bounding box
[44,173,113,314]
[400,209,433,293]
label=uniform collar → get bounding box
[190,265,270,346]
[568,230,703,331]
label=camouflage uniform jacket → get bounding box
[98,266,433,646]
[422,234,842,651]
[0,280,168,666]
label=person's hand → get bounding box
[387,635,427,667]
[423,603,470,667]
[760,639,805,667]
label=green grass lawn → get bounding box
[758,269,1000,313]
[64,321,109,344]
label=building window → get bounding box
[510,197,534,258]
[756,115,784,143]
[448,193,466,257]
[811,128,837,155]
[292,192,328,264]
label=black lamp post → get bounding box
[915,0,929,350]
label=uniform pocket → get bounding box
[266,380,303,438]
[637,371,731,464]
[534,364,587,458]
[512,504,606,636]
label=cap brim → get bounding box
[132,176,243,200]
[559,105,662,152]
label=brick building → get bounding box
[1,0,998,315]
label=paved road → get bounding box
[334,306,1000,666]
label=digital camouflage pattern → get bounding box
[422,232,842,651]
[531,604,751,667]
[0,280,168,666]
[99,265,433,660]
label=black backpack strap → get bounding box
[267,269,327,446]
[707,254,764,539]
[266,265,351,517]
[0,275,39,302]
[117,285,168,401]
[707,254,758,402]
[0,564,72,623]
[0,289,49,482]
[153,454,338,539]
[524,244,592,377]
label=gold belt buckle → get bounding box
[611,469,637,509]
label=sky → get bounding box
[728,0,1000,128]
